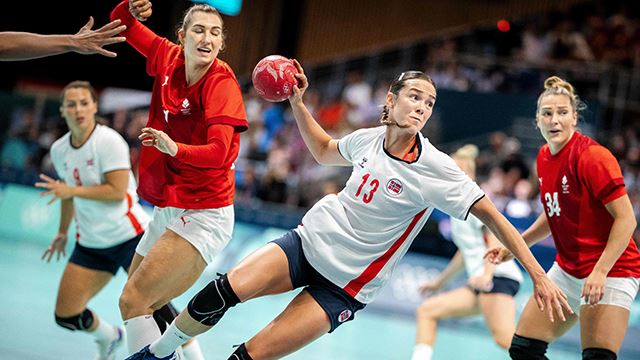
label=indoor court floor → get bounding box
[0,222,583,359]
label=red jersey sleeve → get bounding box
[201,74,248,132]
[110,1,159,59]
[173,124,234,168]
[578,145,626,204]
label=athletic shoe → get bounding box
[95,326,124,360]
[124,345,178,360]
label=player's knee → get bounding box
[509,334,548,360]
[228,343,253,360]
[119,283,145,317]
[416,301,436,320]
[494,332,512,350]
[582,348,616,360]
[55,309,94,331]
[188,273,240,327]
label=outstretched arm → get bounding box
[288,60,350,166]
[0,17,126,61]
[471,196,572,322]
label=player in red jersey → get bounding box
[487,76,639,360]
[110,0,248,358]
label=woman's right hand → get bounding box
[418,279,442,295]
[129,0,152,21]
[42,233,68,262]
[484,246,514,264]
[289,59,308,105]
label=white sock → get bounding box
[150,320,193,358]
[412,344,433,360]
[181,338,205,360]
[89,313,118,342]
[124,314,161,355]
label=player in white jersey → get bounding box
[36,81,161,360]
[412,145,523,360]
[127,65,570,360]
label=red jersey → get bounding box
[537,132,640,278]
[111,2,248,209]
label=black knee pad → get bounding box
[55,309,94,331]
[583,348,616,360]
[509,334,549,360]
[153,302,180,333]
[228,343,253,360]
[187,273,240,327]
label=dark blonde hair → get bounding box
[451,144,478,176]
[536,76,586,115]
[381,71,437,126]
[178,4,226,48]
[60,80,98,103]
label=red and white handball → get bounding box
[252,55,299,102]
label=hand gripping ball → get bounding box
[252,55,299,102]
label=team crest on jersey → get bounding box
[180,99,191,115]
[386,178,403,196]
[338,309,352,323]
[561,175,570,194]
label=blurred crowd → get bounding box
[1,0,639,240]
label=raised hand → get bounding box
[129,0,153,21]
[72,17,127,58]
[289,59,308,104]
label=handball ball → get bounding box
[252,55,299,102]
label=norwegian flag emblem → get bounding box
[86,159,94,166]
[386,179,402,196]
[386,178,403,196]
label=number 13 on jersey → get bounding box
[355,173,379,204]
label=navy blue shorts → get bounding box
[272,230,366,333]
[69,233,142,275]
[471,276,520,296]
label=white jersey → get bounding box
[296,127,485,303]
[50,124,149,249]
[450,215,523,283]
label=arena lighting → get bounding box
[497,19,511,32]
[191,0,242,16]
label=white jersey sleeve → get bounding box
[338,128,373,163]
[95,128,131,173]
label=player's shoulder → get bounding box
[94,125,127,146]
[50,132,71,154]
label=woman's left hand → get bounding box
[139,127,178,156]
[581,270,607,306]
[35,174,75,204]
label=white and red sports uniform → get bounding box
[537,131,640,279]
[450,215,522,283]
[111,2,248,263]
[296,127,485,303]
[50,124,149,248]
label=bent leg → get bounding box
[580,304,630,356]
[415,287,478,345]
[509,296,578,359]
[243,290,331,360]
[478,293,517,349]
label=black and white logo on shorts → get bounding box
[338,309,352,323]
